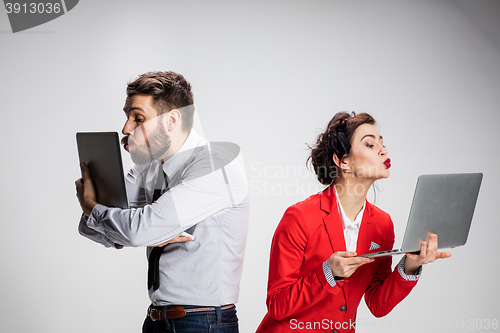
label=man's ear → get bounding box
[164,109,182,131]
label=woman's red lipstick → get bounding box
[384,158,391,168]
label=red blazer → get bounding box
[256,186,417,333]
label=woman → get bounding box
[256,112,450,333]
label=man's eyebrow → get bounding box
[124,107,145,115]
[361,134,383,141]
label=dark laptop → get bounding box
[76,132,129,209]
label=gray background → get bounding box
[1,0,499,332]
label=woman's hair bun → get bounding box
[308,112,376,185]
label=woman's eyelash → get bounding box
[366,142,386,149]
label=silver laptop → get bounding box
[359,173,482,258]
[76,132,129,209]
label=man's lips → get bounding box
[384,158,391,168]
[121,136,129,151]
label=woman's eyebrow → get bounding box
[360,134,384,142]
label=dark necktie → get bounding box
[147,164,169,291]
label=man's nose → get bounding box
[122,118,136,136]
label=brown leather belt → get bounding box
[148,304,235,321]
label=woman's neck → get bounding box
[334,177,373,221]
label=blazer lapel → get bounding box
[356,201,376,255]
[320,186,346,253]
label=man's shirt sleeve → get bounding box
[84,160,247,247]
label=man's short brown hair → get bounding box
[124,71,195,132]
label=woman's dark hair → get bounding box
[308,112,376,185]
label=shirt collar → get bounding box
[335,185,365,231]
[162,129,207,178]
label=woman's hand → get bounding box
[404,233,451,275]
[328,251,374,278]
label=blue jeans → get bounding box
[142,305,239,333]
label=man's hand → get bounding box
[152,233,194,247]
[404,233,451,275]
[328,251,374,278]
[75,162,98,216]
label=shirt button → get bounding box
[340,305,347,311]
[332,331,339,333]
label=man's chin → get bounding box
[128,142,170,165]
[129,149,153,165]
[131,156,151,166]
[130,150,168,166]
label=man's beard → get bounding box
[128,122,171,165]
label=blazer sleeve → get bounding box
[266,205,344,321]
[364,224,418,317]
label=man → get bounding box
[76,71,249,333]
